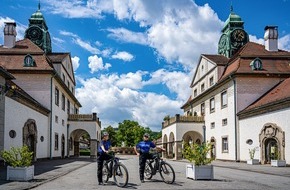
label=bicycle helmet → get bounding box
[143,133,150,138]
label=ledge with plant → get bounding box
[0,145,34,181]
[183,142,214,180]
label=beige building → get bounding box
[0,6,101,160]
[162,9,290,164]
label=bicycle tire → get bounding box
[144,161,153,180]
[159,162,175,184]
[102,163,109,183]
[113,163,129,187]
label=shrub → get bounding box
[0,146,33,167]
[248,148,256,159]
[183,142,213,166]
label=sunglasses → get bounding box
[144,136,149,138]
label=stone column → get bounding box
[90,139,98,159]
[74,141,80,157]
[176,141,183,160]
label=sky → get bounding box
[0,0,290,132]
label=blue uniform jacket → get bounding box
[98,140,111,154]
[136,141,156,153]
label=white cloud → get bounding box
[279,34,290,51]
[112,51,134,62]
[71,56,80,71]
[60,30,102,55]
[46,0,223,70]
[107,27,148,45]
[76,72,183,131]
[116,71,147,89]
[144,69,192,101]
[88,55,111,73]
[52,37,65,44]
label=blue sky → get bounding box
[0,0,290,131]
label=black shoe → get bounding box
[141,179,145,183]
[98,182,104,185]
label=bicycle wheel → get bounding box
[159,162,175,184]
[144,161,153,180]
[113,163,129,187]
[102,163,109,183]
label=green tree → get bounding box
[103,125,117,147]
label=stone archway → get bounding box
[259,123,285,164]
[182,131,203,145]
[23,119,37,161]
[168,132,175,158]
[163,134,168,158]
[70,129,94,157]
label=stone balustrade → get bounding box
[162,114,204,128]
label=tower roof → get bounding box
[222,6,244,32]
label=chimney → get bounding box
[4,22,17,48]
[264,26,278,51]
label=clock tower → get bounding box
[24,3,52,53]
[218,6,249,58]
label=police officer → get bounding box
[97,132,112,185]
[134,133,163,183]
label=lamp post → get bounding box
[203,125,206,143]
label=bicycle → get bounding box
[144,150,175,184]
[102,151,129,187]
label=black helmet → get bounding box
[143,133,150,138]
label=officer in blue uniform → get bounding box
[134,133,156,183]
[97,132,112,185]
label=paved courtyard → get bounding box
[1,155,290,190]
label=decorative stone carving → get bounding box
[259,123,285,164]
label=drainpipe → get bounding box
[50,76,53,159]
[50,72,57,160]
[229,75,238,161]
[203,125,206,143]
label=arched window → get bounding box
[24,54,35,67]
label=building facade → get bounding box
[162,8,290,164]
[0,5,101,160]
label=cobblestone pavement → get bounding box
[1,155,290,190]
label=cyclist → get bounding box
[97,132,112,185]
[134,133,164,183]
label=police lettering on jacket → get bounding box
[136,141,156,153]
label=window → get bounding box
[75,108,79,114]
[24,54,35,67]
[62,94,65,111]
[55,88,59,106]
[67,100,70,114]
[194,89,197,97]
[55,115,58,123]
[209,76,214,86]
[62,74,65,83]
[55,133,59,150]
[222,118,228,126]
[210,97,215,113]
[210,122,215,129]
[68,82,70,90]
[201,83,205,92]
[62,119,65,126]
[222,137,228,152]
[201,103,205,116]
[221,91,227,108]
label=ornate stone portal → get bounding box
[259,123,285,164]
[23,119,37,161]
